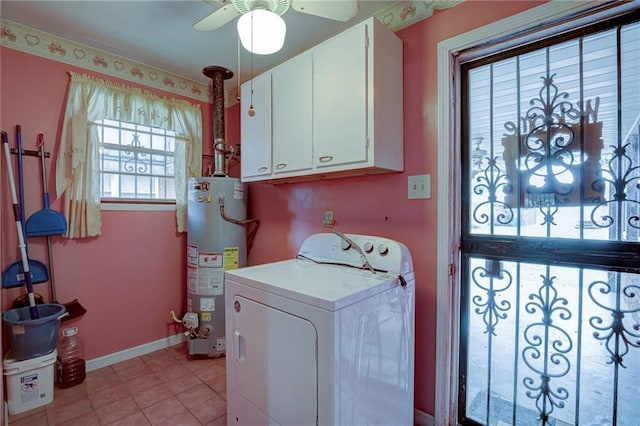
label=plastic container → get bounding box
[56,326,86,389]
[3,350,57,415]
[2,303,66,361]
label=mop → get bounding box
[2,127,49,289]
[2,131,39,319]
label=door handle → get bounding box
[235,330,245,361]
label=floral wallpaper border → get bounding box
[0,18,211,103]
[0,1,461,105]
[375,0,463,32]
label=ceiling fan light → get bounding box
[237,9,286,55]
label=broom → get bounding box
[26,134,87,321]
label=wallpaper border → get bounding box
[1,18,212,103]
[1,1,461,105]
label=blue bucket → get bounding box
[3,304,67,361]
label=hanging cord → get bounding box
[236,35,241,102]
[218,195,260,256]
[247,9,255,116]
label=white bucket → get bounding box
[3,350,56,415]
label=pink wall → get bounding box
[244,0,545,416]
[0,0,543,417]
[0,47,214,359]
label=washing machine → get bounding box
[224,232,415,426]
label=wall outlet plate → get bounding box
[408,174,431,199]
[323,210,335,227]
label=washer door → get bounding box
[230,295,318,425]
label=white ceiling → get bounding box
[1,0,399,90]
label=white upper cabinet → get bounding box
[313,23,368,169]
[240,72,272,179]
[272,51,313,177]
[240,17,403,183]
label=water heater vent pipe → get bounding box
[203,65,233,177]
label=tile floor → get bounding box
[7,344,227,426]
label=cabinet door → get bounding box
[240,73,272,180]
[313,23,368,169]
[272,51,313,176]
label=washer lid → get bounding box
[225,258,406,311]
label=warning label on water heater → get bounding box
[193,252,224,296]
[223,247,239,271]
[186,245,198,266]
[200,297,215,312]
[199,253,222,267]
[233,182,244,199]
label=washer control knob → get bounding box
[363,241,374,253]
[378,243,389,256]
[340,239,351,250]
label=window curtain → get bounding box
[55,71,202,238]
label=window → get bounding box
[95,119,180,201]
[56,72,202,237]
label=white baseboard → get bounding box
[86,334,186,372]
[415,408,435,426]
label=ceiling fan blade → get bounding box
[194,3,242,31]
[291,0,358,22]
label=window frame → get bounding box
[91,118,181,205]
[92,118,183,211]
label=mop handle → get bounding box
[16,125,26,231]
[2,133,20,218]
[2,131,39,319]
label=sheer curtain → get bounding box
[55,71,202,238]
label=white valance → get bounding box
[55,71,202,238]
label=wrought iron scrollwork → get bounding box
[522,271,572,423]
[471,260,512,335]
[589,278,640,367]
[123,134,148,174]
[500,73,604,220]
[591,140,640,231]
[472,156,515,227]
[522,74,580,205]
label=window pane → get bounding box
[95,119,179,201]
[466,26,640,242]
[464,258,640,425]
[137,132,151,149]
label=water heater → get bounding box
[186,177,247,356]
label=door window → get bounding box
[459,13,640,426]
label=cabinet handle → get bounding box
[258,166,268,172]
[275,162,288,170]
[318,155,334,163]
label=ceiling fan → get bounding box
[193,0,359,32]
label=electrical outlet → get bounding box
[408,174,431,199]
[323,210,335,227]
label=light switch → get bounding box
[408,174,431,199]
